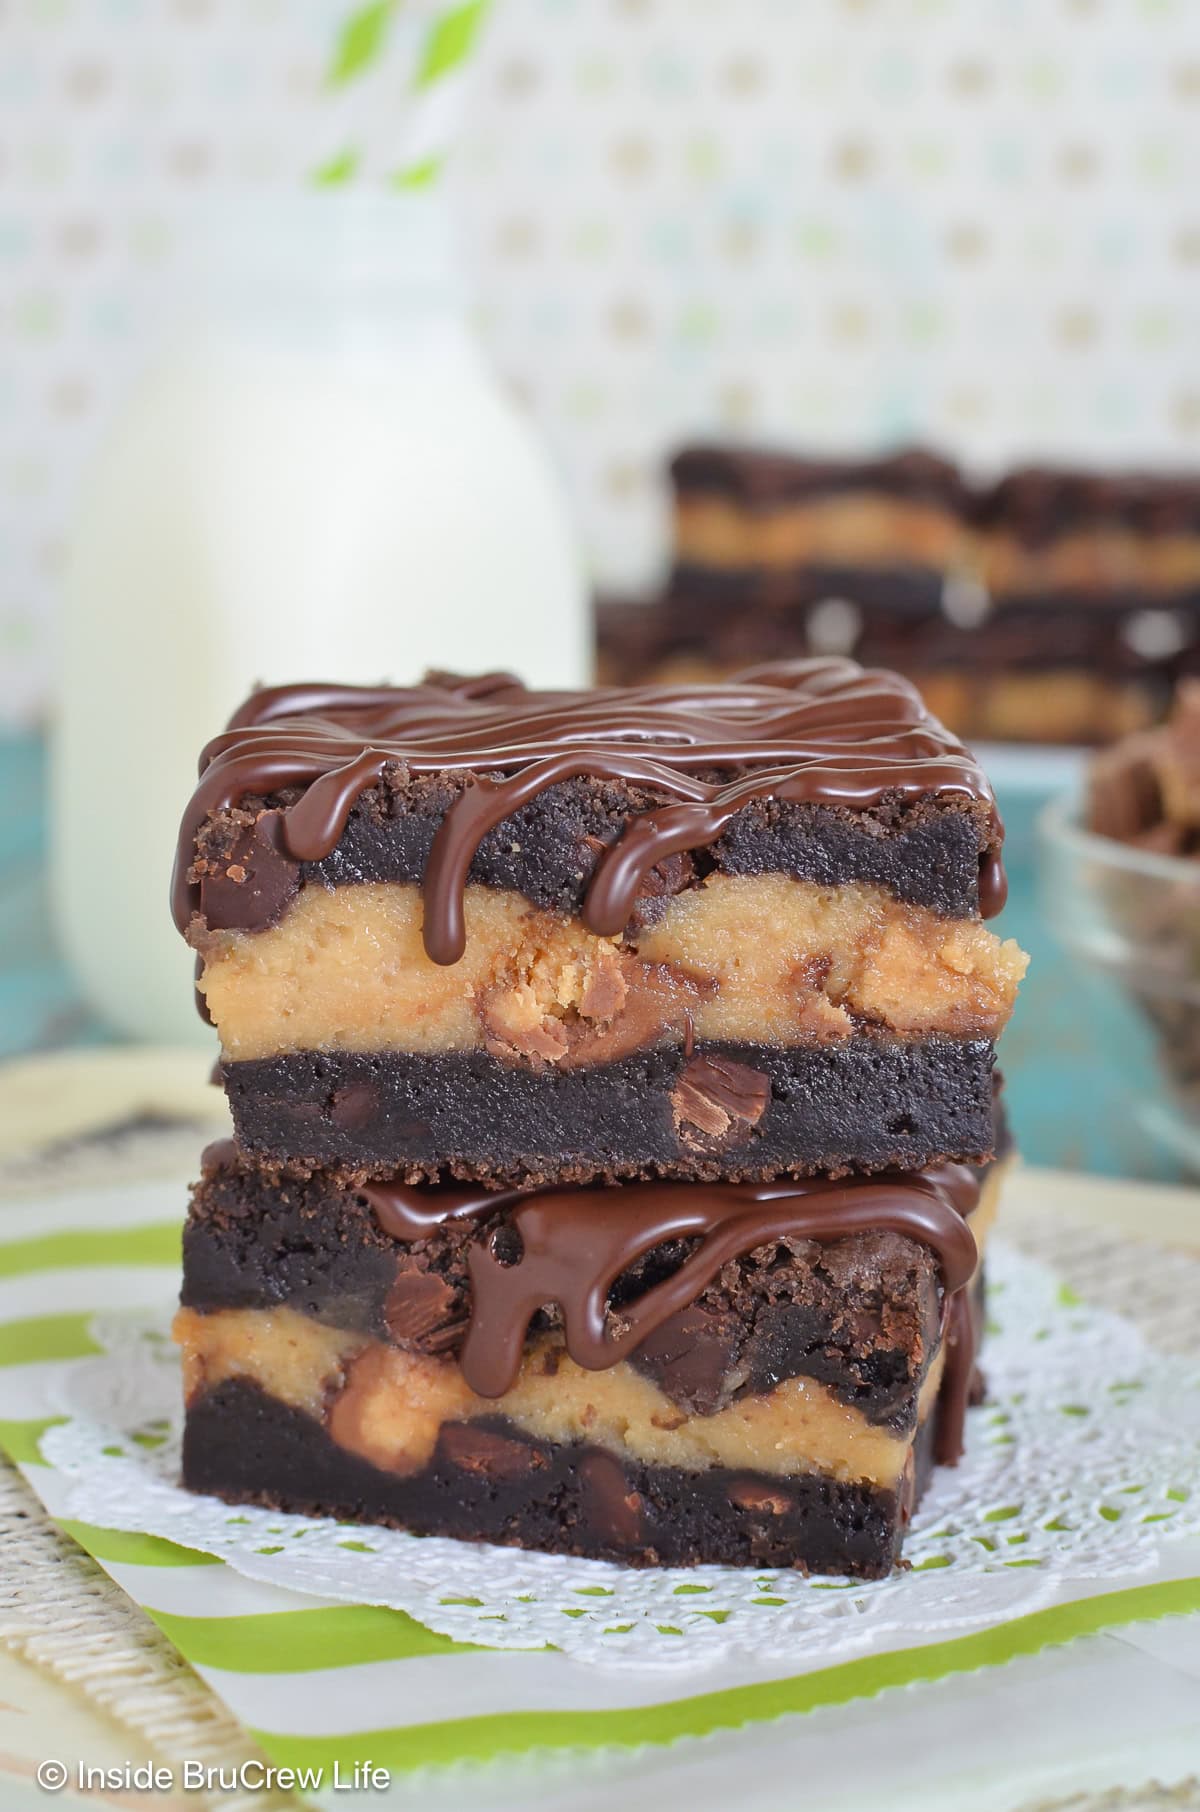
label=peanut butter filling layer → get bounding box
[198,873,1027,1064]
[175,1306,937,1488]
[675,495,968,572]
[981,529,1200,598]
[675,498,1200,597]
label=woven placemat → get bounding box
[0,1465,298,1812]
[1029,1789,1200,1811]
[0,1103,295,1809]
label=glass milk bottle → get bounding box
[52,195,587,1046]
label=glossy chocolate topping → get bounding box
[359,1161,981,1462]
[172,661,1005,960]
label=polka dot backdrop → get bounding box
[2,0,1199,724]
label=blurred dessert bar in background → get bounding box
[670,445,970,610]
[597,444,1200,745]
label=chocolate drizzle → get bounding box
[172,661,1006,961]
[361,1162,982,1463]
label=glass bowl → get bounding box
[1037,794,1200,1175]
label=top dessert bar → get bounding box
[174,660,1026,1183]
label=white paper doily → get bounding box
[42,1242,1200,1672]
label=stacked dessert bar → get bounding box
[598,445,1200,744]
[172,661,1025,1574]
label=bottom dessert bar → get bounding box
[174,1147,1005,1576]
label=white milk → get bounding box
[52,197,587,1045]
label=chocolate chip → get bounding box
[330,1083,380,1131]
[384,1270,466,1352]
[198,808,299,931]
[580,1449,644,1547]
[670,1052,771,1149]
[626,849,698,930]
[632,1302,742,1415]
[440,1424,542,1478]
[728,1481,791,1516]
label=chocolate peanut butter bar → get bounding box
[175,1142,1001,1574]
[173,662,1025,1183]
[978,466,1200,603]
[670,444,971,606]
[600,445,1200,746]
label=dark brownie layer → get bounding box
[666,561,1200,624]
[194,774,993,934]
[670,562,948,617]
[671,444,969,511]
[182,1163,958,1427]
[671,445,1200,536]
[595,597,1195,747]
[220,1035,997,1185]
[603,579,1200,677]
[182,1379,933,1574]
[978,466,1200,540]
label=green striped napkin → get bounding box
[2,1174,1199,1805]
